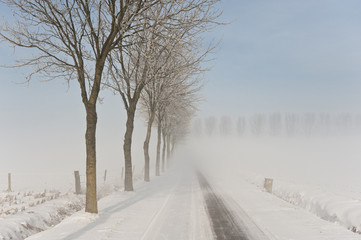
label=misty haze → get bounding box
[1,1,361,240]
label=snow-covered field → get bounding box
[0,191,83,240]
[0,169,144,239]
[246,173,361,234]
[207,170,361,240]
[0,190,61,217]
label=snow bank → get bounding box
[243,173,361,234]
[0,193,84,240]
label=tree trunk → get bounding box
[121,70,145,191]
[124,104,136,191]
[81,60,105,214]
[74,171,81,195]
[171,141,175,156]
[166,134,171,169]
[85,105,98,213]
[155,119,162,176]
[143,112,155,182]
[161,130,166,172]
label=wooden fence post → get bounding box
[7,173,11,192]
[103,170,107,183]
[74,171,81,194]
[264,178,273,193]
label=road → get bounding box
[28,167,270,240]
[138,170,213,240]
[197,171,271,240]
[142,169,269,240]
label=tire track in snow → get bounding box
[139,172,213,240]
[139,182,177,240]
[197,172,270,240]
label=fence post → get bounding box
[74,171,81,194]
[103,170,107,183]
[264,178,273,193]
[7,173,11,192]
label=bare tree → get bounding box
[140,49,186,179]
[236,116,246,136]
[0,0,155,213]
[104,2,176,189]
[105,23,160,190]
[220,115,232,136]
[249,114,266,136]
[269,113,282,136]
[155,73,202,175]
[303,113,316,136]
[162,93,197,165]
[285,113,300,136]
[205,116,217,136]
[105,0,221,190]
[319,113,331,135]
[353,114,361,135]
[138,34,178,181]
[335,113,352,135]
[193,118,203,136]
[140,28,206,180]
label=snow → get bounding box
[243,173,361,234]
[2,135,361,239]
[206,170,361,240]
[187,136,361,239]
[21,163,361,240]
[0,166,145,239]
[0,192,83,240]
[26,169,212,240]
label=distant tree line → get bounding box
[193,113,361,137]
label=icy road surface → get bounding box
[27,166,361,240]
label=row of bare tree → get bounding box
[0,0,221,213]
[194,113,361,137]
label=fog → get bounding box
[185,117,361,196]
[0,80,158,191]
[1,0,361,194]
[183,0,361,196]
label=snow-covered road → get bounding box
[26,163,361,240]
[197,171,269,240]
[27,169,213,240]
[140,172,212,240]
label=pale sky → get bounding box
[1,0,361,175]
[201,0,361,116]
